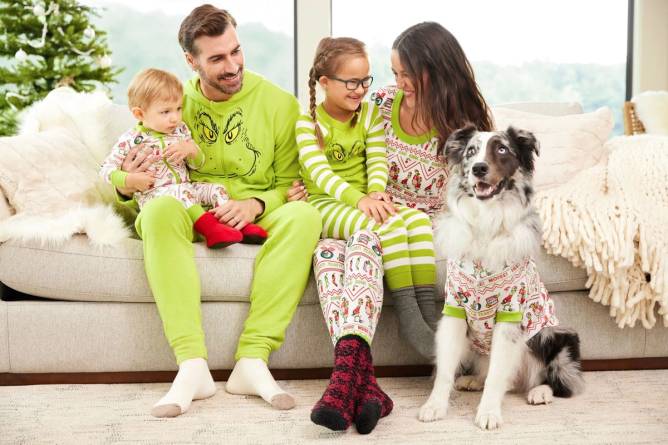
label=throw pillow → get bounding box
[492,107,614,190]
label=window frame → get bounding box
[295,0,634,104]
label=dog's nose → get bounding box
[472,163,489,177]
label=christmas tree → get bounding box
[0,0,121,136]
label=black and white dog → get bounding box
[419,125,584,430]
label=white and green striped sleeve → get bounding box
[296,115,365,208]
[364,104,388,193]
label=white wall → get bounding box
[295,0,330,109]
[633,0,668,94]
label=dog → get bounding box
[419,124,584,430]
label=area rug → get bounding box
[1,370,666,444]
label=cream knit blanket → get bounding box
[536,135,668,328]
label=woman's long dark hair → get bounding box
[393,22,493,154]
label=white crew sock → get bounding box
[225,358,295,410]
[151,357,217,418]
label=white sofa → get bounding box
[0,101,666,378]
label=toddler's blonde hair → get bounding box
[127,68,183,110]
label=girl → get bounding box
[297,37,437,433]
[289,22,494,356]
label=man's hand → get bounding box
[125,172,155,192]
[209,198,264,230]
[164,139,198,164]
[118,145,159,196]
[357,195,396,225]
[286,180,308,202]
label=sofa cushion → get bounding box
[0,235,587,304]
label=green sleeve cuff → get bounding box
[443,305,467,319]
[110,170,128,188]
[496,311,523,323]
[251,189,284,217]
[341,187,366,209]
[114,187,139,214]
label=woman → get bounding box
[289,22,493,433]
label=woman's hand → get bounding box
[287,180,308,202]
[357,195,396,225]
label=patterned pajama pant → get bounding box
[309,196,436,291]
[314,230,384,345]
[135,182,229,210]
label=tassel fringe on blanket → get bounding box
[536,135,668,329]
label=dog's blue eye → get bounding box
[498,146,507,154]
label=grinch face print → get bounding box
[326,140,364,163]
[193,107,261,178]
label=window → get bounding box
[333,0,629,134]
[82,0,294,104]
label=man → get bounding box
[119,5,321,417]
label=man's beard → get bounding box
[200,67,244,96]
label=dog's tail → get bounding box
[528,327,585,397]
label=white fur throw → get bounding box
[0,89,133,246]
[536,135,668,328]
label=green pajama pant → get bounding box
[135,196,322,364]
[308,195,436,291]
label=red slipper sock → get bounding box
[354,340,393,434]
[193,212,242,248]
[240,223,268,244]
[310,335,362,431]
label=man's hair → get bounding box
[127,68,183,110]
[178,4,237,55]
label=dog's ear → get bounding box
[506,126,539,173]
[445,123,477,165]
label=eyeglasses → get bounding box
[328,75,374,91]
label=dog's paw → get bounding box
[418,401,448,422]
[474,408,503,430]
[455,375,484,391]
[527,385,554,405]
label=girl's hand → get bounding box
[357,196,396,225]
[368,191,393,204]
[164,139,198,164]
[287,180,308,202]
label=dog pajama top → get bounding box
[443,257,558,355]
[100,123,229,210]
